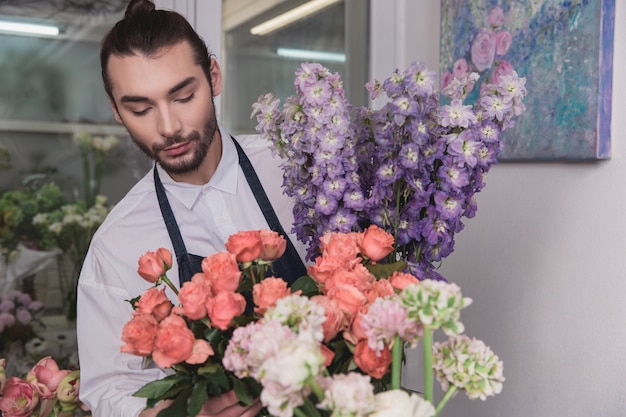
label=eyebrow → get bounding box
[120,77,198,104]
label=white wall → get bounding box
[395,1,626,416]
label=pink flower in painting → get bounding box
[471,28,496,72]
[495,30,513,55]
[493,60,514,83]
[452,58,469,79]
[487,6,505,28]
[441,70,454,90]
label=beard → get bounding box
[130,112,218,176]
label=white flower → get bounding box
[264,293,326,342]
[370,390,434,417]
[259,336,324,389]
[317,373,375,417]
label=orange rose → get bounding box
[353,340,392,379]
[325,263,375,293]
[327,284,367,320]
[388,271,419,291]
[206,292,246,330]
[121,314,159,356]
[185,339,214,365]
[137,248,172,283]
[225,230,263,262]
[26,356,69,399]
[311,295,346,342]
[258,230,287,261]
[178,273,213,320]
[307,255,342,287]
[134,287,173,322]
[359,225,394,262]
[253,277,290,314]
[201,252,241,293]
[364,279,395,303]
[152,315,195,368]
[320,344,335,367]
[320,232,361,263]
[343,307,369,345]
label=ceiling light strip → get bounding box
[250,0,341,36]
[0,20,60,36]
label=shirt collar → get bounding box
[156,125,239,209]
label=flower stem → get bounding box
[302,396,322,417]
[307,376,325,402]
[161,274,179,295]
[423,327,433,403]
[392,334,403,390]
[434,385,458,417]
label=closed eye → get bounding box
[176,93,194,103]
[131,108,151,116]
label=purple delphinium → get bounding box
[253,60,526,276]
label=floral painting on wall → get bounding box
[440,0,615,160]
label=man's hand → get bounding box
[139,391,262,417]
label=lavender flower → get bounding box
[253,60,526,274]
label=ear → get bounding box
[209,57,223,97]
[109,100,123,124]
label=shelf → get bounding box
[0,119,127,136]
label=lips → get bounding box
[163,141,191,157]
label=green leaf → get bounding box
[133,375,185,399]
[197,362,222,375]
[289,275,321,297]
[365,261,408,279]
[230,376,256,405]
[187,380,209,417]
[156,389,190,417]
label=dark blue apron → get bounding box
[154,136,307,286]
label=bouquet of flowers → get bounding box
[0,289,45,353]
[0,183,67,262]
[0,356,84,417]
[32,196,110,320]
[251,59,525,279]
[122,227,503,417]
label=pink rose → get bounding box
[134,287,173,322]
[320,344,335,367]
[225,230,263,263]
[121,313,159,356]
[0,377,39,417]
[26,356,69,399]
[493,60,514,84]
[201,252,242,293]
[388,271,419,291]
[185,339,214,365]
[206,292,246,330]
[253,277,291,314]
[353,340,392,379]
[325,263,375,293]
[137,248,172,283]
[311,295,346,342]
[487,6,505,28]
[471,28,496,72]
[308,255,343,287]
[178,273,213,320]
[495,30,512,55]
[56,370,80,407]
[343,307,370,345]
[258,230,287,261]
[153,314,195,368]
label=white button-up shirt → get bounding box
[76,129,306,417]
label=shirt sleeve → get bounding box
[77,243,167,417]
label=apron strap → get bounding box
[231,136,308,283]
[154,167,203,283]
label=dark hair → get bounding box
[100,0,212,100]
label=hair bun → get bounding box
[124,0,156,18]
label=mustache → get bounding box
[152,130,201,153]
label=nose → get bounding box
[156,105,182,138]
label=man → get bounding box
[76,1,307,416]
